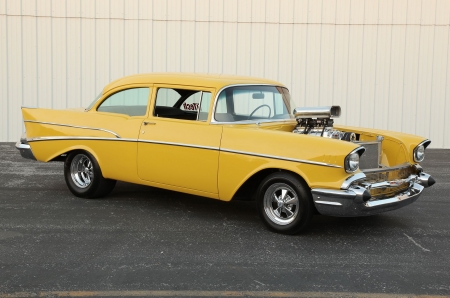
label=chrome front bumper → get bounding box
[15,134,36,161]
[311,171,434,217]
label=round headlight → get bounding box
[414,144,425,162]
[345,152,360,173]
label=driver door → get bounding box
[137,85,222,196]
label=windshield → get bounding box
[214,85,295,122]
[85,91,103,111]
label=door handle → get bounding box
[143,121,156,126]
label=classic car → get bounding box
[16,73,435,234]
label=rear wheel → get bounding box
[256,172,313,234]
[64,150,116,199]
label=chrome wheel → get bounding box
[70,154,94,189]
[263,183,299,225]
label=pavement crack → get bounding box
[403,233,431,252]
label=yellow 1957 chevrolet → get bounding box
[16,73,435,234]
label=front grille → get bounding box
[357,141,381,169]
[363,164,415,183]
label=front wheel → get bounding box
[64,150,116,199]
[256,172,313,234]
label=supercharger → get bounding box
[292,106,357,142]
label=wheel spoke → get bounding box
[273,193,281,203]
[284,208,294,217]
[274,207,282,217]
[280,189,288,201]
[284,196,298,205]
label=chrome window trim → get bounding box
[210,84,295,124]
[24,120,121,138]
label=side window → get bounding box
[97,88,150,116]
[154,88,211,121]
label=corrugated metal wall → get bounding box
[1,0,449,148]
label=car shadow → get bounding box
[102,181,413,236]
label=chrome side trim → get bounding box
[341,172,367,190]
[315,201,342,206]
[23,135,342,168]
[220,148,342,168]
[139,139,219,151]
[24,120,121,138]
[28,136,137,142]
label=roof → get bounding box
[103,73,285,93]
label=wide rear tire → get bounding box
[256,172,313,234]
[64,150,116,199]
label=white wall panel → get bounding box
[0,13,8,141]
[1,0,449,148]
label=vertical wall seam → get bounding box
[123,0,126,76]
[358,0,366,125]
[165,0,167,72]
[151,0,154,72]
[414,0,424,135]
[386,0,394,130]
[372,0,380,128]
[318,0,323,104]
[276,0,281,80]
[235,0,238,74]
[428,0,437,142]
[20,0,24,109]
[359,0,366,127]
[249,0,252,76]
[137,0,140,73]
[79,0,82,106]
[443,3,450,146]
[400,0,409,132]
[50,0,53,108]
[345,0,351,124]
[5,0,9,140]
[194,0,197,72]
[331,0,337,105]
[263,0,266,78]
[94,1,97,94]
[65,0,68,108]
[290,0,295,93]
[36,0,38,107]
[304,0,309,103]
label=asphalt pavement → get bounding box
[0,142,449,297]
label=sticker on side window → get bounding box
[183,103,199,111]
